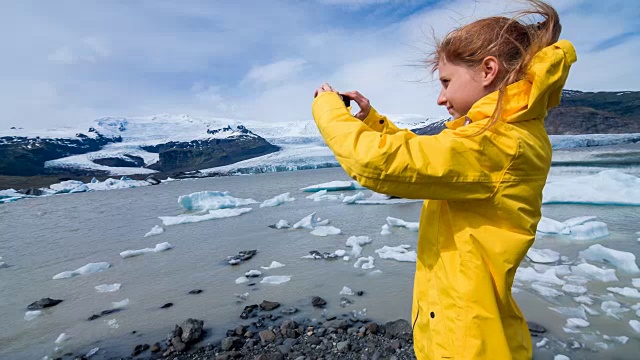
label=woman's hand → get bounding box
[314,83,372,121]
[314,82,337,97]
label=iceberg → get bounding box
[159,208,252,226]
[633,278,640,288]
[570,262,618,282]
[531,283,563,298]
[339,286,354,295]
[601,300,629,319]
[235,276,249,284]
[144,225,164,237]
[50,180,85,193]
[310,226,341,237]
[572,295,593,305]
[606,287,640,299]
[536,216,609,240]
[245,270,262,277]
[55,333,70,344]
[515,267,565,285]
[292,212,329,229]
[271,220,290,229]
[549,306,587,320]
[86,178,150,191]
[120,242,173,258]
[342,192,365,204]
[602,335,629,345]
[177,191,258,211]
[260,261,285,270]
[260,275,291,284]
[526,248,560,264]
[24,310,42,321]
[536,216,569,234]
[354,256,375,269]
[568,221,609,240]
[305,190,344,201]
[375,245,417,262]
[260,193,295,208]
[629,320,640,334]
[543,170,640,206]
[300,180,364,192]
[346,236,372,258]
[386,217,419,232]
[566,318,590,328]
[95,284,121,293]
[380,224,392,235]
[111,298,129,309]
[562,284,587,295]
[578,244,640,274]
[53,262,110,279]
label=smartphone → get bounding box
[340,94,351,108]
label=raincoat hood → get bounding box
[446,39,577,129]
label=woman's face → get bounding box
[436,59,493,119]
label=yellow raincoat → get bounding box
[312,40,576,359]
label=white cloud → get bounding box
[243,59,307,86]
[48,47,76,64]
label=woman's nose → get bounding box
[437,89,447,106]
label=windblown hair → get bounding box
[428,0,561,133]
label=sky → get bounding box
[0,0,638,129]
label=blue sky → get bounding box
[0,0,638,128]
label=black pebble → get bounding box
[131,331,137,334]
[356,291,364,296]
[160,303,173,309]
[188,289,203,294]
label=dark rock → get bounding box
[280,307,298,315]
[241,304,259,319]
[145,175,161,185]
[365,322,379,335]
[131,344,150,356]
[93,155,145,168]
[188,289,203,295]
[306,336,322,345]
[235,325,246,336]
[171,336,187,352]
[322,252,338,260]
[311,296,327,308]
[220,337,244,351]
[27,298,63,310]
[180,318,204,343]
[277,344,291,354]
[283,338,297,347]
[227,250,258,265]
[315,328,326,337]
[384,319,412,340]
[323,319,349,330]
[87,314,101,321]
[307,250,323,259]
[255,354,284,360]
[259,330,276,343]
[280,320,298,330]
[527,321,547,335]
[172,324,183,338]
[244,331,254,338]
[356,291,364,296]
[100,309,121,316]
[260,300,281,311]
[150,342,161,352]
[336,340,350,351]
[216,354,230,360]
[161,303,173,309]
[18,188,46,196]
[390,339,402,350]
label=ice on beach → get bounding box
[381,224,391,235]
[339,286,355,296]
[177,191,258,211]
[300,180,363,192]
[566,318,590,328]
[342,192,365,204]
[159,208,252,226]
[354,256,375,269]
[550,306,587,320]
[607,287,640,299]
[630,320,640,333]
[310,226,342,237]
[346,236,372,258]
[293,212,329,229]
[111,298,129,309]
[386,217,419,232]
[543,170,640,206]
[570,262,618,282]
[375,245,417,262]
[261,261,285,270]
[24,310,42,321]
[260,275,291,284]
[53,262,110,279]
[144,225,164,237]
[120,242,173,258]
[526,248,560,264]
[55,333,70,344]
[562,284,587,295]
[579,244,640,274]
[235,276,249,284]
[260,193,295,208]
[601,301,629,319]
[515,267,565,285]
[532,283,563,298]
[573,296,594,305]
[95,284,121,293]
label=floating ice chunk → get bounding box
[602,335,629,344]
[260,261,285,270]
[553,355,570,360]
[566,318,590,328]
[346,236,371,258]
[537,216,608,240]
[568,221,609,240]
[562,327,580,334]
[305,190,327,200]
[95,284,121,293]
[86,347,100,357]
[310,226,341,237]
[292,212,329,229]
[53,262,110,279]
[630,320,640,333]
[563,216,599,228]
[245,270,262,277]
[527,248,560,264]
[532,283,563,297]
[120,242,173,258]
[271,220,290,229]
[260,275,291,284]
[536,216,569,234]
[159,208,252,226]
[607,287,640,298]
[573,296,593,305]
[536,337,549,347]
[106,319,119,329]
[515,267,565,285]
[580,304,600,316]
[601,301,629,319]
[570,263,618,282]
[632,278,640,288]
[339,286,355,296]
[86,178,150,191]
[260,193,295,208]
[235,276,249,284]
[386,217,419,232]
[550,306,587,320]
[543,170,640,206]
[562,284,587,294]
[55,333,70,344]
[563,275,589,285]
[579,244,640,274]
[177,191,257,211]
[24,310,42,321]
[50,180,84,193]
[334,250,346,257]
[375,245,417,262]
[144,225,164,237]
[380,224,391,235]
[300,180,363,192]
[354,256,375,269]
[111,298,129,309]
[342,192,365,204]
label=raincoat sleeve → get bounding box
[361,106,403,135]
[312,92,516,200]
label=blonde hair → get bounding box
[428,0,561,133]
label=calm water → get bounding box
[0,166,639,359]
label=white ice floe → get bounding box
[553,355,570,360]
[245,270,262,277]
[260,193,295,208]
[272,220,291,229]
[335,250,347,257]
[579,244,640,274]
[564,275,589,285]
[580,304,600,316]
[159,208,252,226]
[526,248,560,264]
[544,170,640,205]
[607,287,640,299]
[386,217,419,232]
[339,286,355,296]
[306,190,344,201]
[178,191,258,211]
[86,347,100,357]
[353,192,421,205]
[536,217,570,234]
[24,310,42,321]
[380,224,391,235]
[235,276,249,284]
[111,298,129,309]
[260,261,285,270]
[568,221,609,241]
[346,236,372,258]
[55,333,70,344]
[570,262,618,282]
[120,242,173,258]
[53,262,110,279]
[573,296,593,305]
[95,284,121,293]
[630,320,640,333]
[310,226,342,237]
[536,216,609,240]
[531,283,563,298]
[566,318,590,328]
[602,335,629,344]
[354,256,375,269]
[632,278,640,288]
[601,301,629,319]
[342,192,365,204]
[550,306,587,320]
[292,212,329,229]
[375,245,417,262]
[50,180,84,193]
[300,180,363,192]
[562,284,587,295]
[144,225,164,237]
[515,267,565,285]
[260,275,291,284]
[536,338,549,347]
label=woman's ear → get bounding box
[481,56,499,88]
